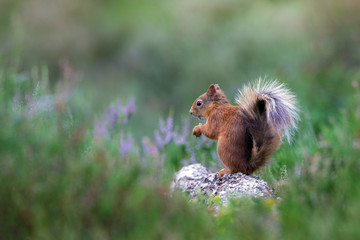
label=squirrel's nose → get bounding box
[189,110,193,115]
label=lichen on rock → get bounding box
[171,164,274,205]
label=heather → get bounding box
[1,0,360,239]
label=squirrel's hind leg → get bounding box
[217,137,241,178]
[217,168,231,178]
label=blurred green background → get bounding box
[1,0,360,239]
[2,0,360,134]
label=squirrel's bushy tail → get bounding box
[236,78,299,143]
[236,78,299,173]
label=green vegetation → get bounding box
[1,0,360,239]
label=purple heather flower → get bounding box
[119,133,134,159]
[142,136,159,158]
[174,118,189,145]
[163,131,172,146]
[166,115,173,131]
[92,97,137,142]
[126,98,136,113]
[107,104,117,128]
[154,115,174,148]
[104,98,123,128]
[161,116,173,144]
[189,153,196,164]
[123,98,136,124]
[93,120,110,141]
[181,160,189,167]
[181,118,190,136]
[154,130,163,149]
[142,139,151,156]
[25,94,35,112]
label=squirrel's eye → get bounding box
[196,101,202,106]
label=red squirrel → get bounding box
[189,79,299,178]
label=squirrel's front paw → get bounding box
[192,125,202,137]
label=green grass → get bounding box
[1,0,360,239]
[1,62,360,239]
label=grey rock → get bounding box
[171,164,274,205]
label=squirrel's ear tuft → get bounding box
[207,84,216,96]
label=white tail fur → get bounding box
[236,78,300,143]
